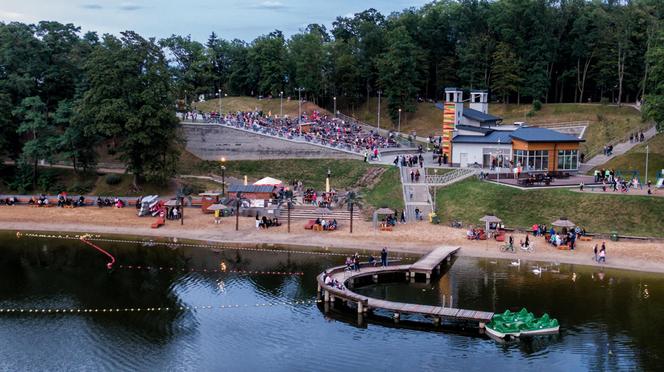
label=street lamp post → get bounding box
[497,138,501,184]
[333,96,337,118]
[326,168,331,193]
[235,192,242,231]
[296,87,305,136]
[218,89,221,118]
[434,169,438,212]
[398,108,402,134]
[220,157,226,196]
[280,91,283,117]
[645,144,650,186]
[180,195,184,226]
[377,90,382,133]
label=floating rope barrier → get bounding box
[16,232,413,261]
[0,299,322,315]
[80,235,116,269]
[115,265,304,276]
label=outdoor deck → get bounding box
[317,246,494,328]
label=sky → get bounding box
[0,0,430,42]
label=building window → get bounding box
[557,150,578,170]
[514,150,549,171]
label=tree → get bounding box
[288,25,327,102]
[491,42,522,104]
[377,25,424,122]
[55,100,97,172]
[78,32,181,184]
[248,31,286,96]
[13,96,55,184]
[644,27,664,132]
[338,190,364,234]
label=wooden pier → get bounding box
[317,246,494,328]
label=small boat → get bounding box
[485,308,559,340]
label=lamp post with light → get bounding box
[333,96,337,118]
[220,157,226,196]
[296,87,305,136]
[280,91,283,117]
[377,90,382,132]
[398,108,402,134]
[218,89,221,118]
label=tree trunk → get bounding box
[350,203,354,234]
[617,45,625,107]
[579,55,592,104]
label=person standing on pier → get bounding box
[381,247,388,267]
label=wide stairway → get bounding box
[579,125,657,173]
[277,205,352,221]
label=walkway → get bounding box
[579,125,657,173]
[317,246,494,326]
[400,166,433,222]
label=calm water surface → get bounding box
[0,232,662,371]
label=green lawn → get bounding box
[436,178,664,237]
[597,133,664,182]
[363,167,404,211]
[180,156,379,191]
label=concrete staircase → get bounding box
[277,206,352,221]
[579,125,657,173]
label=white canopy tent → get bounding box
[253,177,283,186]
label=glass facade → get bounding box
[513,150,549,171]
[557,150,579,170]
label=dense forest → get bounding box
[1,0,664,189]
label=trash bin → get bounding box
[610,231,619,241]
[432,216,441,224]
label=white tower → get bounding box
[444,88,464,126]
[469,90,488,114]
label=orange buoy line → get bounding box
[0,299,322,315]
[16,232,413,261]
[79,234,116,269]
[115,265,304,276]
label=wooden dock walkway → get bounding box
[317,246,494,328]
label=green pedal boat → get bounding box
[485,308,559,339]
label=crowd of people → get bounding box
[313,217,338,231]
[0,196,17,205]
[96,196,125,208]
[185,109,400,154]
[593,168,654,194]
[255,214,281,229]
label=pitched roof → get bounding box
[509,127,583,143]
[228,184,275,193]
[462,108,502,123]
[456,125,493,134]
[453,130,513,144]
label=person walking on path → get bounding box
[598,242,607,263]
[381,247,388,267]
[593,244,598,262]
[400,210,406,224]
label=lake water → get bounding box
[0,231,662,371]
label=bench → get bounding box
[558,244,570,250]
[304,220,316,230]
[380,225,393,231]
[151,217,165,229]
[579,236,593,242]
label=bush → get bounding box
[70,180,94,194]
[532,100,542,112]
[105,174,122,185]
[526,110,536,118]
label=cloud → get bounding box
[80,4,103,10]
[253,1,287,10]
[0,9,34,22]
[119,2,142,11]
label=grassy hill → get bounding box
[350,99,648,156]
[192,96,330,117]
[595,133,664,182]
[436,178,664,237]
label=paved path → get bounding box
[399,166,433,222]
[579,126,657,173]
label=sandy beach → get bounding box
[1,206,663,274]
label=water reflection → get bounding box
[0,232,663,371]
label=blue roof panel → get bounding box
[453,131,513,144]
[462,108,502,123]
[509,127,583,143]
